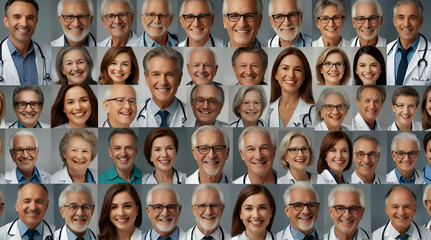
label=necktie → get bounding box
[303,235,315,240]
[397,234,409,240]
[158,110,169,127]
[158,237,172,240]
[396,47,413,85]
[76,237,85,240]
[27,229,36,240]
[202,236,214,240]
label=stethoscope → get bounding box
[0,38,51,83]
[280,227,318,240]
[242,173,277,184]
[58,225,96,240]
[327,227,369,240]
[190,226,225,240]
[137,98,187,125]
[143,168,181,184]
[297,105,314,128]
[387,33,428,81]
[421,167,431,183]
[287,171,312,184]
[381,221,421,240]
[230,118,264,128]
[8,218,53,240]
[269,32,306,47]
[184,35,215,47]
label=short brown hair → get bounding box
[144,128,179,167]
[99,47,139,85]
[317,131,352,174]
[315,47,351,85]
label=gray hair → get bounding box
[390,132,420,152]
[423,184,431,204]
[391,86,420,107]
[108,128,138,147]
[59,129,98,166]
[328,185,366,208]
[191,183,225,205]
[142,0,173,15]
[268,0,302,16]
[353,134,380,153]
[13,86,44,105]
[393,0,423,19]
[231,47,268,70]
[100,0,134,15]
[222,0,263,15]
[17,183,48,203]
[238,126,276,152]
[313,0,348,19]
[356,85,386,102]
[191,125,230,149]
[283,182,319,205]
[279,131,315,169]
[9,130,38,149]
[58,183,94,207]
[55,47,94,85]
[385,184,416,205]
[143,47,184,77]
[190,85,225,104]
[146,183,181,206]
[352,0,382,18]
[58,0,94,16]
[232,85,267,118]
[103,85,136,100]
[315,88,350,122]
[180,0,214,16]
[187,47,217,66]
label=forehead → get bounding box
[110,86,136,98]
[195,86,218,98]
[387,188,415,204]
[66,191,92,203]
[145,0,169,13]
[8,1,37,15]
[395,139,418,150]
[355,139,378,151]
[183,0,210,13]
[280,54,303,66]
[361,88,381,99]
[20,184,47,200]
[197,130,225,144]
[244,131,272,145]
[243,89,262,99]
[324,94,344,103]
[62,1,90,14]
[395,4,419,16]
[13,135,36,146]
[395,95,416,104]
[64,50,86,60]
[148,56,178,72]
[16,90,39,101]
[333,191,361,205]
[190,49,215,63]
[290,188,317,202]
[151,189,177,203]
[354,2,378,16]
[226,0,259,13]
[105,1,130,13]
[236,52,262,65]
[326,53,343,61]
[272,0,299,13]
[111,133,135,145]
[195,188,221,203]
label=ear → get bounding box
[3,16,9,28]
[141,14,145,25]
[60,207,66,218]
[145,73,150,86]
[356,99,360,108]
[103,100,110,114]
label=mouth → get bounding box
[111,24,126,29]
[157,217,173,223]
[294,159,307,164]
[18,158,34,165]
[71,71,84,77]
[361,73,376,80]
[25,210,40,217]
[399,114,412,120]
[339,218,354,224]
[115,217,130,225]
[328,72,340,78]
[113,72,125,78]
[72,112,87,118]
[400,27,413,34]
[251,159,267,166]
[119,111,133,117]
[244,111,258,117]
[156,87,170,93]
[72,159,87,165]
[72,217,88,224]
[158,159,171,166]
[359,163,374,169]
[329,114,342,120]
[195,73,209,79]
[17,28,30,33]
[203,159,220,166]
[325,27,338,33]
[249,219,264,227]
[117,156,131,165]
[235,29,250,34]
[332,159,345,166]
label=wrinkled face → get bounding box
[426,91,431,118]
[191,85,223,126]
[276,54,305,94]
[101,2,134,39]
[425,141,431,167]
[109,191,139,233]
[353,139,380,179]
[13,90,43,128]
[192,189,224,233]
[423,188,431,217]
[179,0,214,42]
[385,188,417,234]
[391,95,417,127]
[107,52,132,84]
[325,139,349,173]
[269,0,302,42]
[59,1,93,42]
[103,85,137,127]
[60,192,94,235]
[286,189,319,234]
[233,52,265,85]
[62,49,89,85]
[10,135,38,172]
[240,131,276,178]
[391,140,418,173]
[15,183,48,229]
[222,0,262,47]
[315,5,345,40]
[355,54,382,85]
[329,192,364,235]
[393,4,423,43]
[320,53,345,85]
[356,88,383,124]
[320,94,347,130]
[64,136,92,174]
[284,136,310,171]
[239,193,273,235]
[186,49,218,85]
[150,136,177,172]
[63,86,91,128]
[146,189,181,235]
[238,89,263,124]
[3,1,38,44]
[352,3,382,41]
[142,0,173,38]
[108,133,138,172]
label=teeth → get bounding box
[250,220,263,224]
[158,88,168,92]
[71,72,83,76]
[120,112,132,115]
[17,29,29,32]
[159,160,170,163]
[114,73,124,77]
[236,30,249,33]
[284,80,296,84]
[73,113,85,116]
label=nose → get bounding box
[22,149,30,158]
[71,16,81,26]
[76,206,85,215]
[328,18,335,26]
[343,208,353,218]
[202,99,209,108]
[192,17,201,26]
[237,15,247,27]
[254,149,262,159]
[302,204,311,214]
[123,100,132,109]
[207,147,216,159]
[29,200,37,210]
[245,65,253,75]
[154,15,162,24]
[77,150,83,159]
[113,15,122,24]
[287,68,295,78]
[162,148,168,157]
[369,101,376,109]
[204,205,213,215]
[161,206,170,216]
[197,64,205,73]
[336,150,343,158]
[72,62,79,71]
[331,106,340,114]
[363,18,371,28]
[251,208,260,218]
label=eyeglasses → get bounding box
[322,61,345,69]
[271,12,301,23]
[61,14,90,23]
[144,13,169,21]
[393,151,419,159]
[354,151,378,160]
[287,147,310,155]
[148,204,179,213]
[182,14,211,22]
[323,104,346,112]
[425,200,431,205]
[103,12,131,23]
[14,101,42,109]
[12,147,38,155]
[332,205,362,215]
[63,203,94,213]
[241,101,262,107]
[106,97,137,106]
[193,98,219,107]
[353,15,380,24]
[0,203,4,208]
[195,145,226,155]
[225,13,259,22]
[394,103,417,109]
[316,15,344,24]
[194,203,223,211]
[289,202,320,211]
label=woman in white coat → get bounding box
[51,129,98,184]
[54,47,97,85]
[231,185,275,240]
[230,85,267,127]
[278,131,317,183]
[314,88,351,131]
[142,128,186,184]
[317,131,353,184]
[98,183,143,240]
[388,86,422,131]
[315,47,351,86]
[265,48,315,128]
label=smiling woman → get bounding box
[99,47,139,85]
[55,47,97,85]
[316,47,351,86]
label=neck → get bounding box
[360,114,376,130]
[290,168,310,181]
[67,167,87,183]
[322,35,341,47]
[198,225,218,237]
[356,171,375,184]
[392,222,410,235]
[150,33,168,46]
[332,170,344,183]
[334,227,356,240]
[66,36,88,47]
[359,36,378,47]
[279,37,296,47]
[245,229,266,240]
[249,171,275,184]
[188,35,210,47]
[154,168,174,183]
[10,38,31,58]
[280,92,300,106]
[108,118,130,128]
[117,226,135,240]
[18,167,34,180]
[400,34,419,49]
[199,170,222,183]
[111,33,130,47]
[243,119,258,127]
[154,98,175,110]
[398,168,414,180]
[115,166,134,182]
[197,119,215,127]
[68,121,86,128]
[68,225,86,237]
[395,120,412,131]
[326,122,341,131]
[230,39,256,47]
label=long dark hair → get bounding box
[422,86,431,130]
[353,46,386,85]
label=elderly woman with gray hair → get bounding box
[315,88,350,131]
[230,85,267,127]
[55,47,97,85]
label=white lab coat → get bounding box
[267,32,313,47]
[134,98,187,127]
[277,225,319,240]
[142,227,186,240]
[350,35,386,47]
[7,121,50,129]
[51,34,97,47]
[54,224,96,240]
[317,169,350,184]
[350,171,385,184]
[424,221,431,230]
[0,38,51,85]
[50,166,97,184]
[97,31,137,47]
[324,226,370,240]
[229,118,264,127]
[0,220,55,240]
[373,221,431,240]
[142,170,187,184]
[265,97,314,127]
[388,121,422,131]
[314,121,350,131]
[185,169,230,184]
[0,173,4,184]
[5,166,51,184]
[178,34,224,47]
[351,112,387,131]
[278,169,317,184]
[387,36,431,85]
[0,119,7,128]
[232,231,274,240]
[386,168,425,184]
[185,226,230,240]
[312,36,351,47]
[186,119,229,127]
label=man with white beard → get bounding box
[277,182,320,240]
[186,184,230,240]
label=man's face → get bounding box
[192,130,229,178]
[101,1,134,39]
[141,0,173,38]
[391,139,418,174]
[60,192,94,235]
[179,0,214,42]
[222,0,262,47]
[329,191,364,236]
[354,139,380,180]
[356,88,383,124]
[145,56,182,109]
[58,1,93,42]
[13,90,43,128]
[391,95,417,129]
[103,85,137,128]
[191,85,223,126]
[192,189,224,234]
[352,3,382,41]
[187,49,218,85]
[393,4,423,43]
[3,1,38,44]
[239,131,275,178]
[146,189,181,236]
[424,188,431,217]
[268,0,302,42]
[233,52,265,85]
[15,183,49,229]
[285,189,319,235]
[385,188,417,234]
[10,135,38,173]
[108,133,138,172]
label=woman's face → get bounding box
[320,94,347,130]
[320,53,345,85]
[109,191,139,233]
[62,50,89,85]
[64,136,92,173]
[150,136,177,172]
[275,54,305,94]
[63,86,92,128]
[240,193,272,236]
[426,91,431,118]
[315,5,345,40]
[325,139,349,173]
[239,90,263,125]
[107,52,132,84]
[356,54,382,85]
[284,136,310,171]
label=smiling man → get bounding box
[102,85,137,128]
[389,86,421,131]
[188,85,228,127]
[351,0,385,47]
[351,135,384,184]
[231,47,268,85]
[423,185,431,229]
[352,86,386,131]
[186,47,220,85]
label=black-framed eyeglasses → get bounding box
[353,15,380,24]
[192,97,219,107]
[323,104,346,112]
[322,61,345,69]
[63,203,94,213]
[106,97,137,106]
[225,12,259,22]
[194,203,223,211]
[289,202,320,211]
[354,151,378,160]
[12,147,38,155]
[14,101,42,110]
[195,145,226,155]
[393,151,419,159]
[104,12,131,23]
[332,205,362,215]
[271,12,301,23]
[143,12,169,21]
[287,147,310,155]
[61,14,90,23]
[425,200,431,205]
[316,15,344,24]
[0,203,4,208]
[182,14,211,22]
[148,204,179,213]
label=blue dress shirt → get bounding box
[16,167,42,183]
[17,219,44,240]
[394,36,420,79]
[7,39,38,85]
[395,168,416,184]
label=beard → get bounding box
[276,24,300,42]
[145,23,167,38]
[64,27,90,43]
[197,214,220,232]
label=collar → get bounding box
[144,31,178,47]
[85,169,94,183]
[292,33,304,47]
[397,35,420,52]
[225,39,261,47]
[290,225,316,240]
[423,164,431,184]
[106,164,143,182]
[66,225,91,240]
[150,227,180,240]
[16,167,42,183]
[17,218,44,237]
[194,226,222,240]
[7,38,35,56]
[328,168,345,184]
[63,34,91,47]
[388,222,414,239]
[150,97,178,117]
[395,168,415,184]
[17,121,42,128]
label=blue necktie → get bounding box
[158,110,169,127]
[202,236,214,240]
[26,229,36,240]
[158,237,171,240]
[397,234,409,240]
[396,47,413,85]
[304,235,315,240]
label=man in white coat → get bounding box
[55,184,96,240]
[188,85,228,127]
[186,184,230,240]
[351,135,384,184]
[0,183,55,240]
[423,184,431,229]
[186,47,221,85]
[350,0,386,47]
[352,86,387,131]
[387,0,431,85]
[101,85,137,128]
